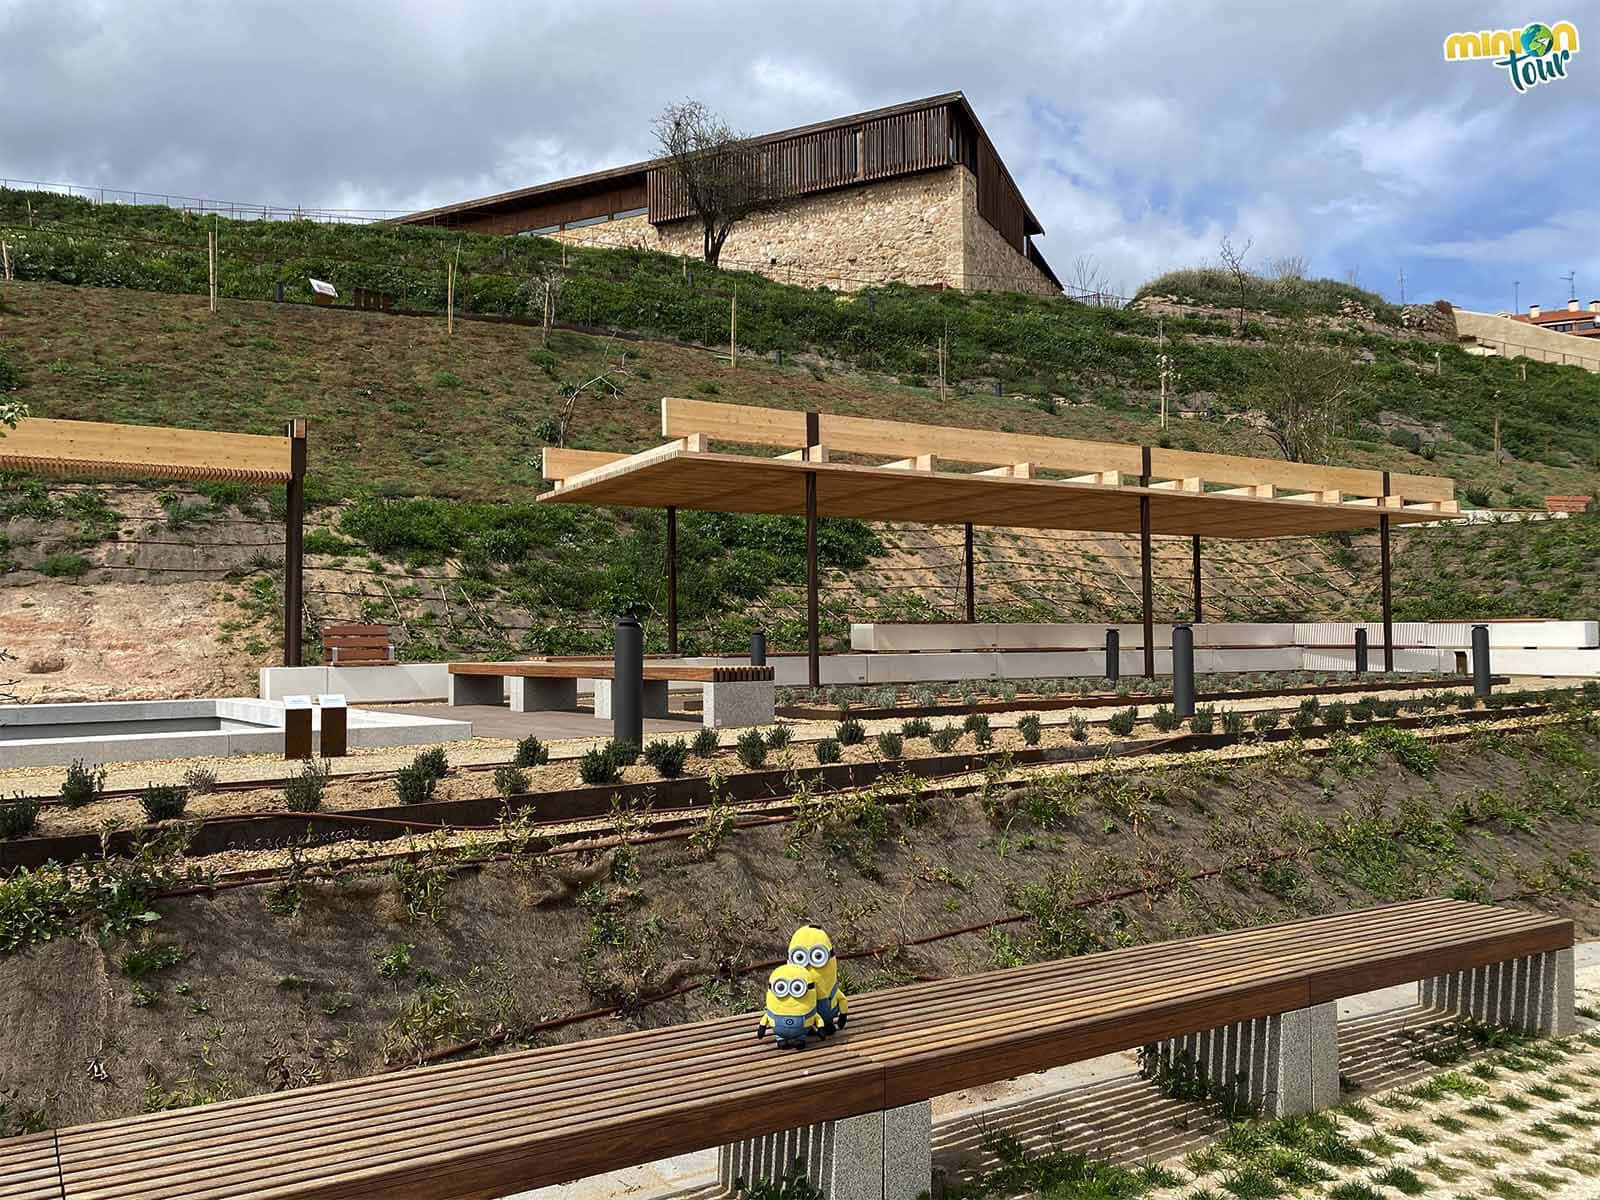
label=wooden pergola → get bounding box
[0,416,309,664]
[542,400,1457,685]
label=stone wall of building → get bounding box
[546,166,1054,296]
[955,169,1059,297]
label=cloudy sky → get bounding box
[3,0,1595,311]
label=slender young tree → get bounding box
[1247,323,1361,464]
[652,100,775,268]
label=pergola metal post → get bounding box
[1139,446,1154,678]
[665,506,678,655]
[1191,535,1203,622]
[806,411,821,689]
[1380,470,1394,672]
[1472,624,1492,699]
[964,522,976,622]
[283,418,307,667]
[613,613,644,748]
[1172,624,1196,718]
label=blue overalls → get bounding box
[815,984,843,1033]
[766,1010,810,1045]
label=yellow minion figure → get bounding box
[757,962,822,1049]
[789,924,849,1034]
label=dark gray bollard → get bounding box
[1172,624,1196,718]
[1472,624,1492,700]
[1105,629,1120,683]
[750,631,767,666]
[1355,628,1369,674]
[612,613,644,749]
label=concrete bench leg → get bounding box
[702,680,775,729]
[1145,1002,1338,1119]
[506,676,578,714]
[447,672,504,707]
[592,679,669,720]
[717,1100,930,1200]
[1420,948,1575,1036]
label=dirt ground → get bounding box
[0,721,1594,1133]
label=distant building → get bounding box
[398,92,1061,297]
[1506,300,1600,339]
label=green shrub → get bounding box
[643,737,690,779]
[900,717,933,739]
[1106,707,1137,736]
[765,725,793,750]
[140,784,188,823]
[1018,714,1043,746]
[1323,701,1347,731]
[691,727,721,757]
[122,943,186,979]
[181,765,218,795]
[962,712,990,735]
[814,738,843,764]
[836,718,866,746]
[284,758,329,813]
[1189,705,1215,734]
[875,731,903,760]
[512,735,549,767]
[394,764,436,804]
[38,552,90,578]
[1068,716,1089,742]
[1351,699,1376,723]
[412,746,449,780]
[1251,711,1281,734]
[0,794,39,838]
[1222,710,1245,736]
[578,746,622,785]
[608,740,640,767]
[735,729,769,769]
[1359,726,1439,777]
[1151,706,1180,732]
[59,759,106,808]
[493,764,529,797]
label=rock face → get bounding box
[1401,301,1459,338]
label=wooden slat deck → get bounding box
[14,900,1571,1200]
[0,1132,63,1200]
[448,661,775,683]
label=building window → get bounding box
[612,207,648,220]
[564,214,609,229]
[519,226,559,237]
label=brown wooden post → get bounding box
[283,419,307,667]
[1191,534,1203,622]
[665,505,678,655]
[1380,469,1394,672]
[964,522,975,622]
[1140,446,1154,678]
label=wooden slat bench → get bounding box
[7,900,1572,1200]
[447,661,776,728]
[321,624,396,666]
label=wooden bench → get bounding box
[322,623,396,666]
[447,660,777,728]
[3,900,1571,1200]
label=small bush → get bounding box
[493,764,529,797]
[1068,716,1089,742]
[38,552,90,579]
[578,746,622,785]
[59,759,106,808]
[608,740,640,768]
[1151,705,1180,732]
[901,717,933,740]
[1323,701,1348,731]
[0,794,40,838]
[1350,699,1376,723]
[836,718,866,746]
[412,746,449,780]
[735,729,769,769]
[1251,711,1281,734]
[512,735,549,767]
[928,726,960,752]
[394,764,437,804]
[140,784,188,823]
[814,738,843,764]
[1222,710,1245,736]
[284,758,329,813]
[765,725,793,750]
[691,727,721,757]
[643,737,690,779]
[875,731,903,759]
[1018,714,1043,746]
[1188,705,1215,734]
[962,712,990,736]
[1106,707,1138,736]
[181,765,218,796]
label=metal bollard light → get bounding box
[750,631,767,666]
[1172,624,1196,718]
[612,613,644,750]
[1472,624,1492,700]
[1104,629,1120,683]
[1355,628,1369,674]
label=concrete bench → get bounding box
[2,900,1570,1200]
[447,661,776,728]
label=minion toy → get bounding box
[757,963,822,1049]
[789,924,849,1035]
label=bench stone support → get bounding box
[1146,1002,1338,1119]
[717,1100,930,1200]
[702,679,776,729]
[446,672,505,707]
[1419,948,1574,1037]
[507,675,579,713]
[592,678,669,720]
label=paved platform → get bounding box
[374,702,699,742]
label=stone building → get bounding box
[399,93,1061,296]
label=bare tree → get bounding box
[1068,255,1113,306]
[527,259,567,347]
[653,99,775,268]
[1267,254,1308,282]
[1218,234,1254,334]
[1247,324,1361,464]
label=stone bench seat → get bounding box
[446,661,775,728]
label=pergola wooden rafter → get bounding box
[1,416,308,664]
[541,399,1457,685]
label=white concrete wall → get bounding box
[260,663,452,703]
